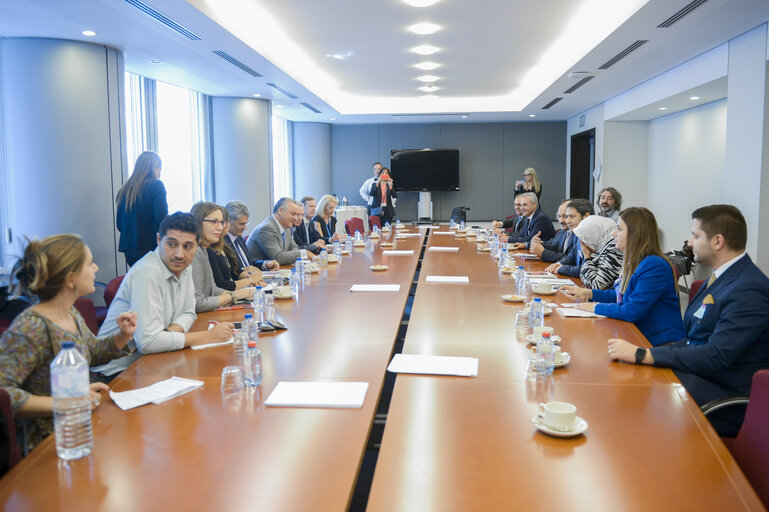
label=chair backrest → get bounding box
[688,279,705,304]
[368,215,382,230]
[731,370,769,508]
[0,388,22,476]
[103,275,125,307]
[74,297,99,335]
[505,214,516,234]
[345,217,365,236]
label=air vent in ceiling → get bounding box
[658,0,709,28]
[212,51,262,78]
[598,40,648,70]
[300,102,321,114]
[124,0,201,41]
[542,98,563,109]
[266,83,298,99]
[564,76,595,94]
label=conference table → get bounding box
[0,226,763,511]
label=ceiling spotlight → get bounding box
[403,0,440,6]
[330,118,337,121]
[417,75,440,82]
[411,45,440,55]
[689,96,700,100]
[414,61,440,71]
[461,115,469,119]
[275,104,284,109]
[408,22,441,35]
[658,107,668,110]
[528,114,536,118]
[82,30,97,37]
[151,60,163,64]
[325,50,354,60]
[253,93,262,97]
[418,85,440,93]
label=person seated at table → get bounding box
[571,214,623,290]
[494,192,555,245]
[561,207,684,346]
[607,205,769,436]
[190,202,254,313]
[247,198,309,265]
[368,168,398,226]
[293,196,326,253]
[526,199,573,262]
[94,213,235,379]
[313,194,344,242]
[0,234,137,448]
[207,206,266,292]
[544,198,593,277]
[223,200,278,278]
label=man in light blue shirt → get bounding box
[93,212,234,377]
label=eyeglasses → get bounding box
[202,219,226,226]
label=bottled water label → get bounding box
[51,366,88,398]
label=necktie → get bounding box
[282,230,287,249]
[235,237,249,267]
[304,220,310,244]
[706,273,716,288]
[521,217,530,236]
[563,231,571,253]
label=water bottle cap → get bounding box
[518,266,524,269]
[61,341,75,349]
[247,341,257,348]
[534,298,541,302]
[244,314,252,319]
[256,286,262,290]
[542,332,551,337]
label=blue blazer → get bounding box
[116,179,168,255]
[556,236,583,277]
[540,229,570,263]
[593,255,684,346]
[651,254,769,405]
[508,208,555,243]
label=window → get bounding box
[124,72,146,173]
[155,81,207,212]
[271,113,293,201]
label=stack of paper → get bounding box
[387,354,479,377]
[265,382,369,408]
[350,284,401,292]
[557,308,606,318]
[428,246,460,252]
[382,250,414,255]
[426,275,469,283]
[110,377,204,410]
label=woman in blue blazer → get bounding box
[562,207,684,346]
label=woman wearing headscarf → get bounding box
[573,214,623,290]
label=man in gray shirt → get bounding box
[93,212,234,377]
[359,161,382,215]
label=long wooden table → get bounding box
[366,230,764,511]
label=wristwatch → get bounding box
[635,348,647,364]
[229,291,237,304]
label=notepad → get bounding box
[265,381,369,408]
[387,354,478,377]
[109,377,204,410]
[557,308,606,318]
[426,275,469,283]
[428,246,460,252]
[382,250,414,255]
[350,284,401,292]
[191,339,233,351]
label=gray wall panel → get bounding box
[330,124,379,205]
[293,122,331,202]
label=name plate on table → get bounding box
[387,354,478,377]
[428,246,460,252]
[382,250,414,255]
[350,284,401,292]
[426,275,469,284]
[265,381,369,408]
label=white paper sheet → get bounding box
[387,354,478,377]
[382,250,414,255]
[557,308,606,318]
[109,377,204,410]
[397,233,420,237]
[265,381,369,408]
[191,338,234,351]
[432,231,454,235]
[350,284,401,292]
[428,247,460,252]
[426,275,469,283]
[529,278,574,288]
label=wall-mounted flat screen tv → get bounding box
[389,149,460,192]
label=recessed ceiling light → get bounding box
[151,60,163,64]
[421,94,439,99]
[325,50,354,60]
[403,0,440,6]
[275,104,284,108]
[82,30,97,37]
[461,115,469,119]
[408,22,440,35]
[658,107,668,110]
[417,75,440,82]
[528,114,536,118]
[418,85,440,93]
[411,45,440,55]
[689,96,700,100]
[330,118,337,121]
[414,61,440,71]
[253,93,262,97]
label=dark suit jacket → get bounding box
[507,208,555,243]
[651,255,769,407]
[556,235,583,277]
[116,179,168,262]
[224,234,268,274]
[540,229,571,263]
[293,219,323,252]
[369,182,397,219]
[311,215,337,241]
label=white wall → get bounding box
[647,100,727,252]
[603,121,648,212]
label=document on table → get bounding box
[191,338,233,350]
[426,275,469,283]
[350,284,401,292]
[398,233,420,237]
[265,381,369,408]
[432,231,454,235]
[557,307,606,318]
[427,246,460,252]
[109,377,204,410]
[529,278,574,288]
[387,354,478,377]
[382,250,414,255]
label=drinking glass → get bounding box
[514,311,531,342]
[221,366,245,394]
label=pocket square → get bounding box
[703,294,715,305]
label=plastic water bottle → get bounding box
[242,313,258,342]
[253,286,265,316]
[490,233,499,257]
[354,230,362,241]
[289,267,300,295]
[319,248,328,267]
[460,220,466,231]
[294,257,304,276]
[530,297,545,328]
[342,195,348,206]
[345,236,353,253]
[384,221,391,231]
[513,265,524,285]
[449,218,455,230]
[373,224,380,235]
[243,341,262,386]
[499,246,508,269]
[333,240,341,256]
[233,323,248,360]
[537,332,555,375]
[50,342,93,460]
[517,273,531,300]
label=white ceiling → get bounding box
[0,0,768,123]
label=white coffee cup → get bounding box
[532,282,553,293]
[538,401,577,431]
[533,326,554,338]
[553,345,563,363]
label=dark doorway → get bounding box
[570,129,595,203]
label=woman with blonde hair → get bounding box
[514,167,542,199]
[312,195,343,242]
[562,207,684,346]
[116,151,168,266]
[190,202,254,313]
[0,235,136,448]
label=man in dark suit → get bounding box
[223,200,277,272]
[246,198,308,266]
[608,204,769,436]
[544,198,593,277]
[528,199,571,262]
[293,197,325,253]
[496,192,555,244]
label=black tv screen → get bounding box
[389,149,460,192]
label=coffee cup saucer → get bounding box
[554,352,571,368]
[525,334,561,344]
[533,288,557,295]
[531,414,588,437]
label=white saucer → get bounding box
[533,289,558,296]
[478,247,491,252]
[554,352,571,368]
[353,242,366,247]
[525,334,561,344]
[531,415,588,437]
[340,250,351,255]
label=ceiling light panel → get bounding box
[414,62,440,70]
[408,22,441,35]
[411,45,440,55]
[417,75,440,82]
[403,0,440,6]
